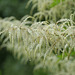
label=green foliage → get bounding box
[34,68,48,75]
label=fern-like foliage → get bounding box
[0,13,75,75]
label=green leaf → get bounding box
[49,0,65,8]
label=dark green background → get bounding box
[0,0,31,19]
[0,0,34,75]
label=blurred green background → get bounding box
[0,0,34,75]
[0,0,31,19]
